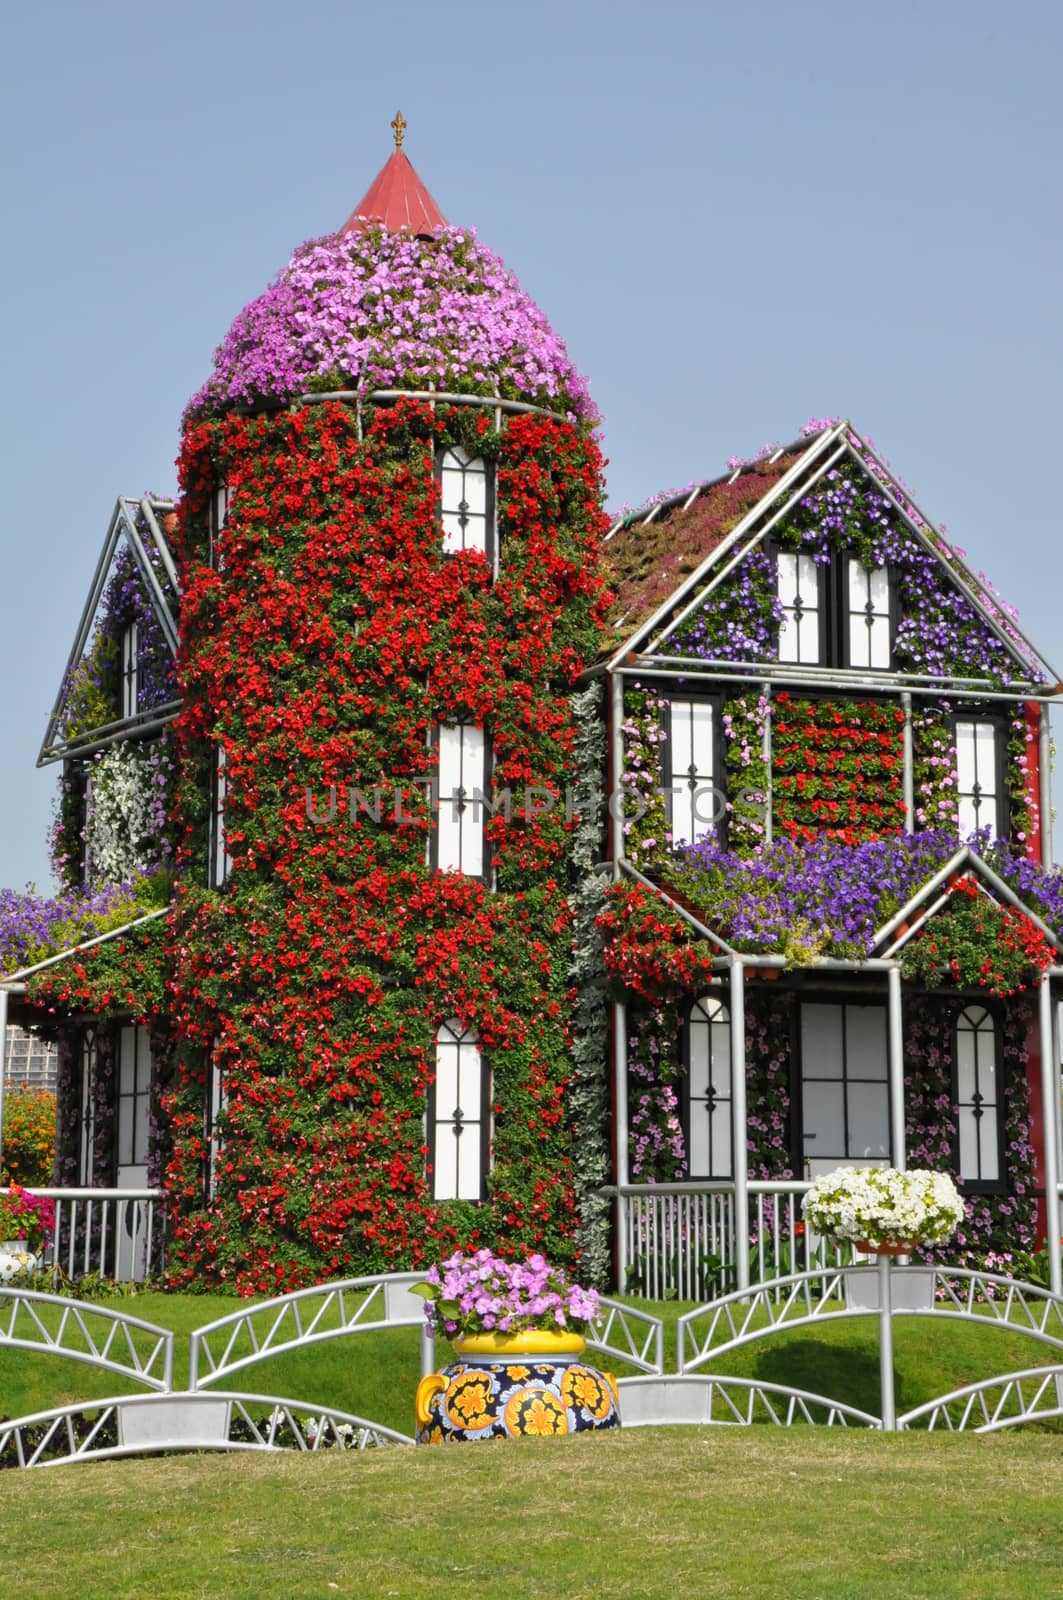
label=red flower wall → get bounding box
[162,397,609,1293]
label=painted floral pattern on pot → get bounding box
[415,1350,619,1443]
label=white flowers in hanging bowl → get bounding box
[802,1167,966,1250]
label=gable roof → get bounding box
[601,447,808,657]
[38,496,180,768]
[873,847,1063,959]
[601,421,1061,687]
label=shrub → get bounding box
[1,1086,56,1186]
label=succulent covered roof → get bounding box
[600,451,804,654]
[185,220,598,424]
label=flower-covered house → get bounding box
[3,123,1061,1296]
[596,422,1062,1293]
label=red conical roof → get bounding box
[340,116,447,236]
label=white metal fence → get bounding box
[2,1188,164,1283]
[608,1180,862,1299]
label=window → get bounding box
[665,699,718,846]
[429,1021,489,1201]
[438,448,493,561]
[121,622,139,718]
[846,559,891,670]
[435,723,487,878]
[210,747,230,887]
[79,1027,98,1184]
[777,552,823,666]
[206,1045,228,1199]
[210,483,230,569]
[954,1005,1001,1187]
[799,1002,890,1174]
[777,550,893,670]
[685,995,732,1177]
[955,720,1003,840]
[117,1025,152,1172]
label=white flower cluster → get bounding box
[802,1166,965,1247]
[84,741,173,887]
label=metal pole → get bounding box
[1039,974,1062,1298]
[1040,701,1054,867]
[901,692,915,831]
[762,683,773,846]
[614,1000,629,1293]
[878,1252,897,1431]
[614,660,1054,706]
[730,959,749,1290]
[887,967,906,1171]
[420,1318,436,1381]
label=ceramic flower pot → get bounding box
[854,1240,920,1256]
[0,1241,39,1282]
[415,1330,621,1444]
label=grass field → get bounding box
[3,1289,1063,1598]
[2,1428,1062,1599]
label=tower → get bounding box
[164,124,611,1292]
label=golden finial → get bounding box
[391,111,407,151]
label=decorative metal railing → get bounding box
[1,1188,165,1283]
[0,1393,413,1468]
[5,1265,1063,1460]
[898,1367,1063,1433]
[618,1374,879,1429]
[676,1267,1063,1371]
[188,1272,432,1389]
[0,1287,174,1389]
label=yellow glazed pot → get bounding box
[415,1330,620,1444]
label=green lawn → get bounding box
[1,1429,1062,1599]
[3,1290,1063,1597]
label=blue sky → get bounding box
[1,0,1060,889]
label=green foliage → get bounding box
[0,1087,55,1185]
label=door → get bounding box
[800,1003,890,1179]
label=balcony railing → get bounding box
[2,1188,164,1283]
[604,1181,861,1298]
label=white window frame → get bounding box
[955,1005,1001,1187]
[210,746,230,887]
[800,1002,891,1175]
[206,1045,228,1198]
[439,448,492,561]
[777,551,822,665]
[79,1027,98,1184]
[210,483,230,570]
[121,621,139,719]
[686,995,732,1178]
[667,699,717,847]
[116,1024,152,1172]
[846,558,891,670]
[430,1020,488,1201]
[435,724,487,878]
[956,720,1002,840]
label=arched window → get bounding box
[429,1021,489,1201]
[686,995,732,1178]
[954,1005,1002,1186]
[438,448,492,560]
